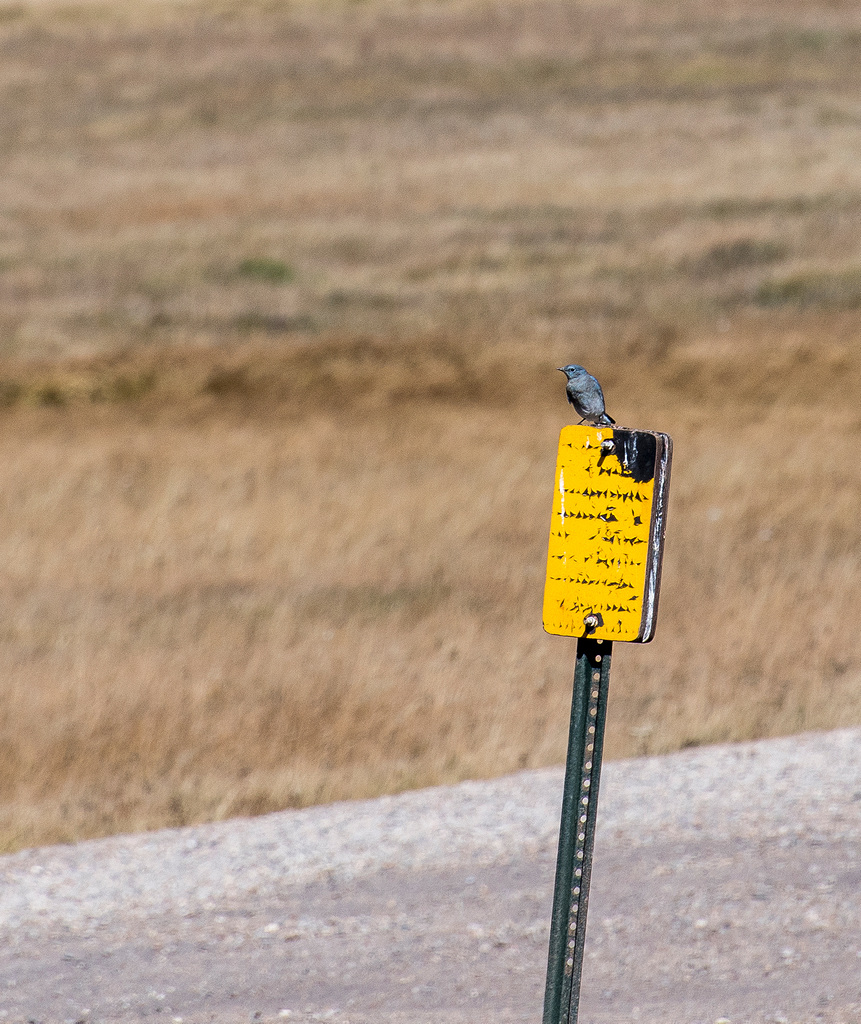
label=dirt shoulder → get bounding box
[2,730,860,1023]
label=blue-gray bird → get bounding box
[558,364,615,425]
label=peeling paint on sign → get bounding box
[543,425,672,643]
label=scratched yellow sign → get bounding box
[543,425,672,643]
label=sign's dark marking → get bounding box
[611,429,657,483]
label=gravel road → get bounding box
[2,729,861,1024]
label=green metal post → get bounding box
[542,637,612,1024]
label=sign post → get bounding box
[542,425,672,1024]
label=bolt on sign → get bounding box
[543,425,672,643]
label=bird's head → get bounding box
[557,364,587,379]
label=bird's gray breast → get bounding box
[567,377,605,417]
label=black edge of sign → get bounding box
[637,432,673,643]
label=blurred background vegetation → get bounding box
[1,0,860,851]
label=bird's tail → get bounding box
[603,413,616,425]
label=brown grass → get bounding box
[1,0,861,851]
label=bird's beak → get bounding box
[557,367,565,373]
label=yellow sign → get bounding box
[543,425,671,643]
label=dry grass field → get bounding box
[1,0,861,851]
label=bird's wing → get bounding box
[577,383,607,419]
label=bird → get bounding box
[558,364,615,425]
